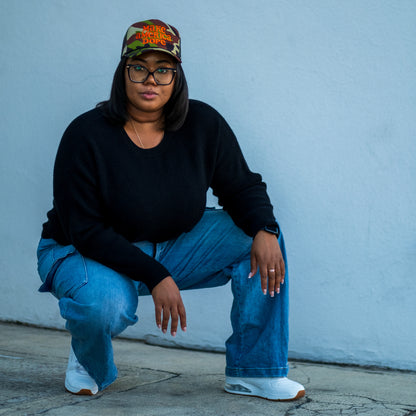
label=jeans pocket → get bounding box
[37,239,76,292]
[36,239,87,298]
[51,250,88,300]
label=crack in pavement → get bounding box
[282,393,416,416]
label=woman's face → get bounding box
[124,51,176,117]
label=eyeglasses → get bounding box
[126,64,177,85]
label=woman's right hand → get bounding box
[151,276,187,336]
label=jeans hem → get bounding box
[96,371,118,392]
[225,365,289,378]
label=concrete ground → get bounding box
[0,322,415,416]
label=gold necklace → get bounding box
[130,119,145,148]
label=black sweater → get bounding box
[42,100,277,291]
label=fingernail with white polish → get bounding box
[271,291,275,298]
[263,289,267,295]
[248,272,253,279]
[172,332,176,337]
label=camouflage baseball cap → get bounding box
[121,19,181,62]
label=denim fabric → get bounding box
[37,208,289,390]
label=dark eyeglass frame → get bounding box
[126,64,177,86]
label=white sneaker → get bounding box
[225,376,305,401]
[65,346,99,395]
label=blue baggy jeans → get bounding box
[37,208,289,391]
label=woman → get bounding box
[37,19,305,401]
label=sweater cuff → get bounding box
[247,216,279,238]
[136,259,171,293]
[252,224,280,239]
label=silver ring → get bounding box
[268,268,275,272]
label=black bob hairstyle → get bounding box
[97,56,189,131]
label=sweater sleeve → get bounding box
[210,112,277,237]
[51,118,169,292]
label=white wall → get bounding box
[1,0,415,370]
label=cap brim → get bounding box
[124,48,181,63]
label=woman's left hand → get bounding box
[249,230,285,297]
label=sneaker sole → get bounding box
[224,386,305,402]
[65,387,96,395]
[65,383,98,396]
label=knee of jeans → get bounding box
[106,297,138,336]
[59,297,138,336]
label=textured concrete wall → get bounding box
[1,0,415,370]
